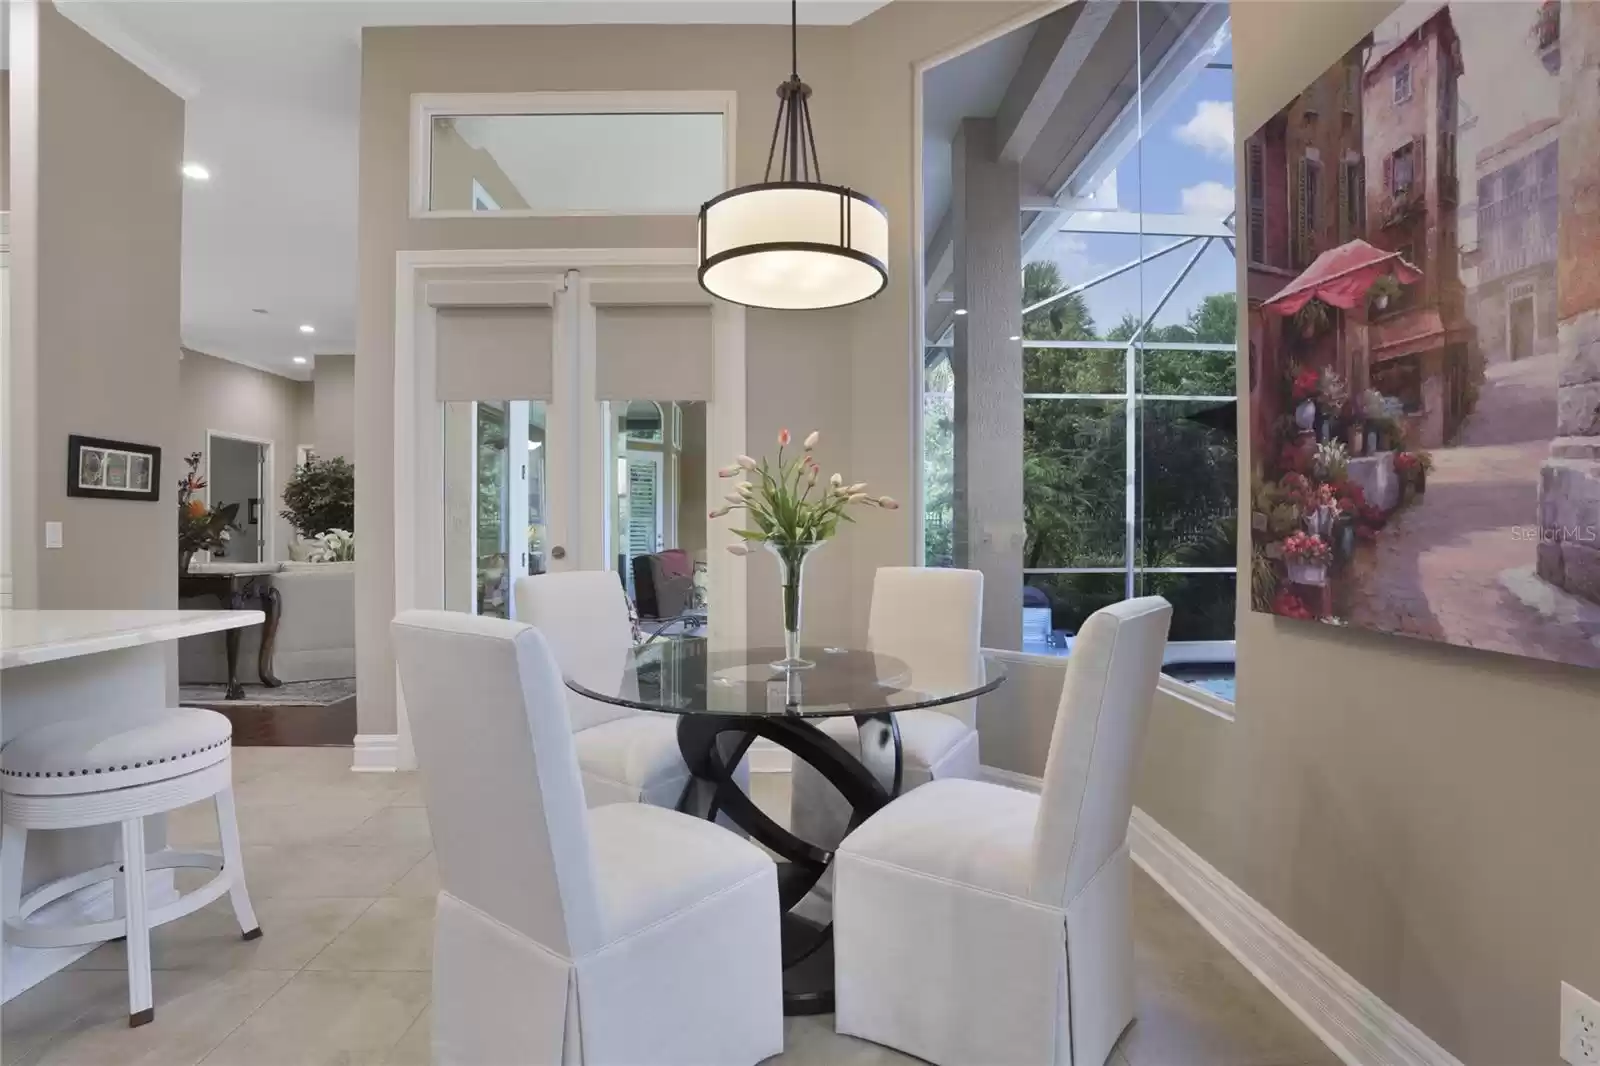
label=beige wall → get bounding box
[10,2,184,609]
[429,120,528,211]
[313,353,356,464]
[178,350,314,560]
[676,401,707,558]
[1122,4,1600,1062]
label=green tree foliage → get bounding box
[279,456,355,538]
[923,261,1239,641]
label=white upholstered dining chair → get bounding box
[392,610,784,1066]
[832,596,1173,1066]
[514,571,690,809]
[790,566,984,848]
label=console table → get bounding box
[178,563,282,699]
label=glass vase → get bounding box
[766,539,821,670]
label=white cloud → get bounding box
[1180,181,1236,218]
[1173,100,1235,160]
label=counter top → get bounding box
[0,610,265,669]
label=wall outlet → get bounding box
[1562,982,1600,1065]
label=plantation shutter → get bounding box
[591,282,714,402]
[1296,159,1310,267]
[1338,164,1350,242]
[1247,141,1266,264]
[626,460,658,555]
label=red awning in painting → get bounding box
[1261,239,1423,316]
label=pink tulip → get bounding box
[718,464,741,478]
[878,496,900,510]
[710,506,731,519]
[804,431,820,450]
[778,429,791,447]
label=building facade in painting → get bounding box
[1539,0,1600,605]
[1243,44,1367,467]
[1360,5,1472,450]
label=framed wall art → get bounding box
[67,435,162,503]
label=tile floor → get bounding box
[4,747,1338,1066]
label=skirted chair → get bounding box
[391,610,784,1066]
[514,572,690,809]
[790,566,985,849]
[832,596,1173,1066]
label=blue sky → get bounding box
[1037,64,1239,337]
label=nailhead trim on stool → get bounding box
[0,737,229,780]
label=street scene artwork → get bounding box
[1247,1,1600,668]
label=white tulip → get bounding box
[804,430,820,450]
[737,455,758,471]
[878,496,901,510]
[848,492,869,502]
[709,506,732,519]
[724,492,744,503]
[737,482,756,498]
[829,472,843,488]
[846,482,868,494]
[717,464,741,478]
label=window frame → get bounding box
[409,91,737,220]
[1393,61,1413,104]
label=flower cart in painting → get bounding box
[1250,241,1427,622]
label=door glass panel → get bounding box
[610,400,707,639]
[445,400,545,617]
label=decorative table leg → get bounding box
[223,587,246,701]
[676,713,900,1016]
[256,584,282,688]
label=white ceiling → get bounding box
[56,0,887,380]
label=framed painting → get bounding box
[67,435,162,503]
[1245,1,1600,669]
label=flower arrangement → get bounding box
[177,452,239,570]
[1317,369,1350,417]
[1313,439,1350,482]
[1281,532,1331,564]
[1272,588,1315,620]
[306,528,356,563]
[1293,298,1332,339]
[1367,274,1402,311]
[1290,365,1322,403]
[712,429,897,668]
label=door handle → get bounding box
[550,546,567,560]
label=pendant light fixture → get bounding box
[697,0,889,310]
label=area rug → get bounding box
[179,678,356,708]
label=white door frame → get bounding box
[394,247,747,770]
[203,429,273,563]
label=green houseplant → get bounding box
[280,456,355,541]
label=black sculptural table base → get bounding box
[676,711,903,1016]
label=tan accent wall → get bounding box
[2,71,11,210]
[428,120,529,211]
[1121,3,1600,1062]
[177,350,314,560]
[313,353,356,464]
[11,2,184,609]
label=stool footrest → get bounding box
[5,851,231,950]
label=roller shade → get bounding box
[594,298,714,402]
[434,306,553,401]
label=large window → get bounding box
[921,4,1237,678]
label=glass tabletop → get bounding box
[565,639,1007,718]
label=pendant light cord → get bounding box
[791,0,798,78]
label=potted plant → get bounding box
[306,528,356,562]
[712,430,896,669]
[1282,531,1332,586]
[1394,450,1433,497]
[1367,274,1402,312]
[1313,439,1350,483]
[1294,298,1332,340]
[280,456,355,543]
[176,452,240,573]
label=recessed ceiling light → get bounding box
[292,356,308,365]
[181,162,210,181]
[298,324,315,334]
[953,308,968,316]
[1009,335,1021,341]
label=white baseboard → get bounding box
[4,870,178,1002]
[351,734,400,773]
[1128,809,1463,1066]
[976,767,1460,1066]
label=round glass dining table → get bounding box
[565,639,1007,1015]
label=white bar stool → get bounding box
[0,707,260,1027]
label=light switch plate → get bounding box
[44,522,63,549]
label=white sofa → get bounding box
[179,561,355,684]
